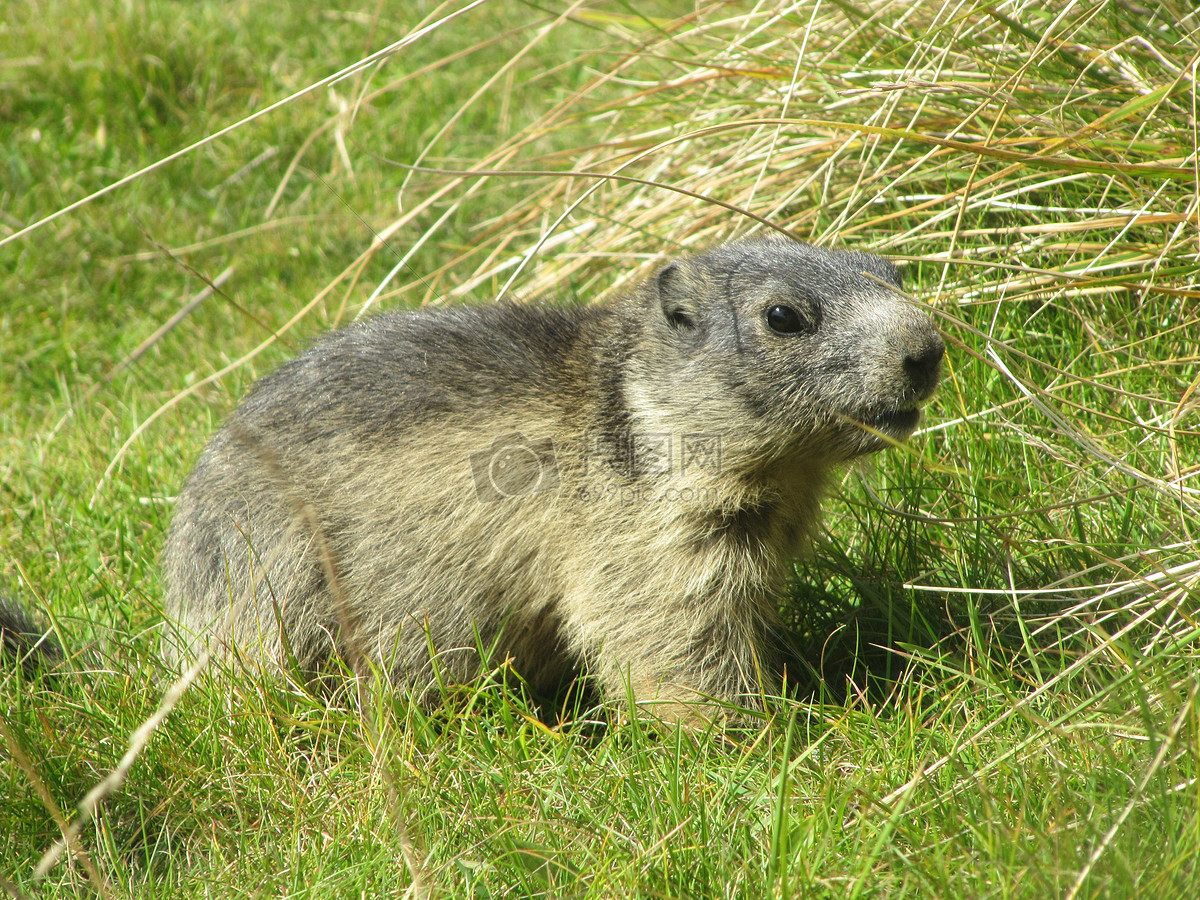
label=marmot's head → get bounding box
[625,235,944,471]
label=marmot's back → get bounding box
[163,235,943,721]
[232,303,597,437]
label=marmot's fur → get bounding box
[161,235,944,720]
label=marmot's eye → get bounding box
[766,303,808,334]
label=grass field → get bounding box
[3,0,1199,897]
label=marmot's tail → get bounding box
[0,596,64,677]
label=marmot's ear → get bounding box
[657,261,700,330]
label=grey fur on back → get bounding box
[162,235,944,720]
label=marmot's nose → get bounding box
[903,331,944,397]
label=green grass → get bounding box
[3,0,1200,897]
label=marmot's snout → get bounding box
[838,301,944,451]
[902,328,944,400]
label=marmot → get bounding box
[158,235,943,720]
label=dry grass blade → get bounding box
[0,718,112,897]
[1064,679,1199,900]
[30,648,211,881]
[227,423,437,898]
